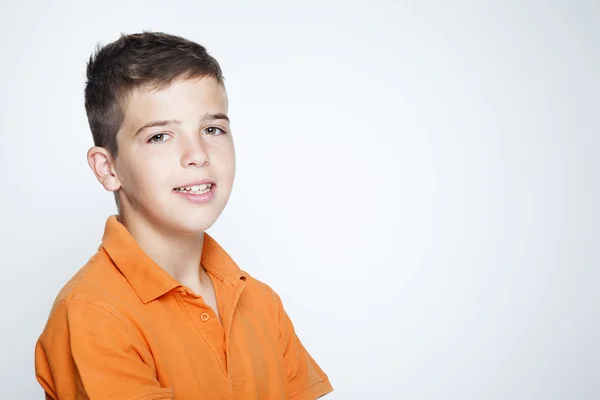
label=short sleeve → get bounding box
[273,291,333,399]
[35,299,173,400]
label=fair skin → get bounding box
[87,76,235,318]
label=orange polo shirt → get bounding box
[35,216,332,399]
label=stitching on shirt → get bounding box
[70,295,159,369]
[69,297,131,330]
[68,297,159,365]
[44,251,108,321]
[132,389,174,400]
[289,376,326,397]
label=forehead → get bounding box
[121,77,228,128]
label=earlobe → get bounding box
[87,146,121,192]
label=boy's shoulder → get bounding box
[44,247,138,321]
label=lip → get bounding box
[173,179,216,189]
[173,179,217,204]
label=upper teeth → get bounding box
[176,183,212,193]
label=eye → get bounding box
[148,133,170,143]
[202,126,226,136]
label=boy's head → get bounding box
[85,32,235,235]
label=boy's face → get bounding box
[93,76,235,235]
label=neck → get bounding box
[118,212,205,285]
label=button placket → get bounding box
[219,276,247,384]
[176,288,228,375]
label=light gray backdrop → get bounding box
[0,1,598,399]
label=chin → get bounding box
[168,214,219,235]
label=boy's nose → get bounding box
[181,139,210,167]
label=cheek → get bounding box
[210,141,236,173]
[117,155,159,194]
[221,151,236,181]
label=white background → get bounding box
[1,1,598,399]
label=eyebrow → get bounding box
[134,119,181,137]
[201,112,230,123]
[134,113,230,137]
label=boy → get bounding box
[34,32,333,399]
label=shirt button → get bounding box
[200,312,210,322]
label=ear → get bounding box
[87,146,121,192]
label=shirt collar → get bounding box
[101,215,247,304]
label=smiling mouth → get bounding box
[173,183,214,194]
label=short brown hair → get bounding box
[84,31,224,156]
